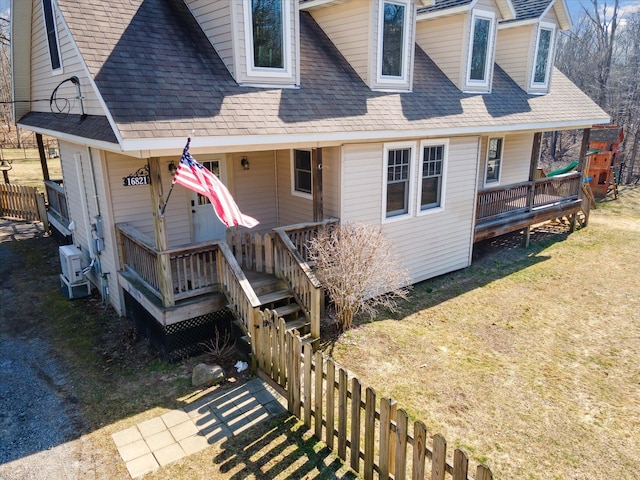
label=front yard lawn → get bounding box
[325,186,640,479]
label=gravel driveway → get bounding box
[0,220,84,479]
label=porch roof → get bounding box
[24,0,607,151]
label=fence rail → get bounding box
[0,183,47,226]
[255,310,494,480]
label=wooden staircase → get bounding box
[236,270,311,339]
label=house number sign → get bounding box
[123,165,150,187]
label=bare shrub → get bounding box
[199,327,236,364]
[307,222,411,331]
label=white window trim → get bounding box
[243,0,292,79]
[291,149,313,199]
[483,136,504,188]
[530,22,556,90]
[376,0,412,87]
[417,139,448,216]
[382,141,417,223]
[464,9,496,90]
[41,0,64,74]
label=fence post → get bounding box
[394,409,408,480]
[476,465,493,480]
[338,368,348,460]
[303,343,313,428]
[453,449,469,480]
[412,420,427,480]
[379,397,392,480]
[325,359,336,450]
[389,399,397,475]
[292,333,302,417]
[314,351,323,440]
[364,387,376,480]
[350,377,361,473]
[432,434,447,480]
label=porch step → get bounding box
[248,275,287,297]
[258,289,293,306]
[284,317,309,332]
[273,303,302,318]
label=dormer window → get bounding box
[375,0,413,90]
[531,23,556,88]
[42,0,62,72]
[244,0,292,79]
[465,10,496,92]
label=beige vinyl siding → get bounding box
[475,0,499,13]
[500,132,534,184]
[231,151,278,231]
[185,0,234,76]
[496,25,535,90]
[12,2,33,121]
[543,8,559,24]
[30,0,105,116]
[235,0,299,86]
[310,0,371,86]
[276,150,313,226]
[415,14,466,88]
[341,137,479,284]
[321,146,340,219]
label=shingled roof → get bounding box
[416,0,473,15]
[19,0,606,151]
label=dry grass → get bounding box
[1,147,62,190]
[325,186,640,480]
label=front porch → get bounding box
[116,219,336,358]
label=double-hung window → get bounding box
[531,23,556,88]
[385,145,412,218]
[245,0,290,77]
[485,137,503,185]
[466,10,495,89]
[292,149,312,198]
[42,0,62,72]
[419,141,447,211]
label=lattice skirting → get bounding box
[124,291,233,362]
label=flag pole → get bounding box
[159,135,193,217]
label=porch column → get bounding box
[148,157,175,307]
[312,148,323,222]
[576,128,592,229]
[36,133,50,182]
[523,132,543,247]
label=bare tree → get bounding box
[307,223,410,331]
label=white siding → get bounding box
[310,0,371,86]
[276,150,313,226]
[185,0,235,77]
[231,151,278,230]
[415,14,466,88]
[496,25,535,90]
[30,0,105,116]
[500,132,534,184]
[321,146,340,219]
[341,137,479,284]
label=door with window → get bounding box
[192,159,227,242]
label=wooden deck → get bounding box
[474,172,584,242]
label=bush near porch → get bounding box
[323,186,640,480]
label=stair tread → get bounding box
[258,289,293,305]
[273,303,302,317]
[285,317,310,330]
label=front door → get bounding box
[192,159,227,242]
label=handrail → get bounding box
[273,229,322,289]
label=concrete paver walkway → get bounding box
[111,377,287,478]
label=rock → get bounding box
[192,363,224,388]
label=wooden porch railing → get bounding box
[273,219,338,339]
[255,311,494,480]
[226,229,275,274]
[44,179,69,225]
[117,224,219,307]
[476,172,581,222]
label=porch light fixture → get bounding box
[240,156,250,170]
[168,161,177,176]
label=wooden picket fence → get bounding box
[0,183,48,228]
[254,310,494,480]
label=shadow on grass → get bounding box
[212,416,357,480]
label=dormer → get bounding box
[301,0,418,92]
[415,0,515,94]
[186,0,300,87]
[496,0,571,95]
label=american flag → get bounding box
[173,139,259,229]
